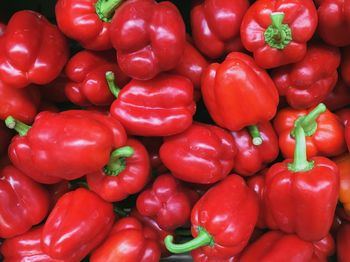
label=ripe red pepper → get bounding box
[202,52,279,131]
[0,10,68,88]
[272,44,340,109]
[333,154,350,216]
[240,0,318,69]
[190,0,249,59]
[160,122,236,184]
[231,121,279,176]
[337,223,350,262]
[265,124,339,241]
[274,103,346,158]
[164,175,258,258]
[86,138,150,202]
[65,50,129,106]
[42,188,115,261]
[318,0,350,46]
[110,0,186,80]
[90,217,161,262]
[313,234,335,261]
[6,110,126,183]
[0,165,49,238]
[323,78,350,111]
[109,72,196,136]
[341,46,350,86]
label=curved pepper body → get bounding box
[337,224,350,262]
[323,78,350,111]
[0,11,68,88]
[202,52,279,131]
[191,249,238,262]
[312,234,335,261]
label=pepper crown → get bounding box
[104,146,134,176]
[248,125,263,145]
[95,0,123,22]
[4,116,31,136]
[264,12,292,49]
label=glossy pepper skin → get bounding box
[86,138,150,202]
[337,223,350,262]
[90,217,161,262]
[240,0,318,69]
[164,175,258,258]
[191,249,238,262]
[0,165,49,238]
[109,73,196,137]
[341,46,350,86]
[42,188,115,261]
[272,44,340,109]
[160,122,236,184]
[136,174,197,231]
[7,110,126,183]
[190,0,249,59]
[323,78,350,111]
[110,0,186,80]
[202,52,279,131]
[334,154,350,216]
[65,50,129,106]
[0,11,68,88]
[231,121,279,176]
[273,103,346,158]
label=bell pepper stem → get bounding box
[248,125,263,145]
[165,227,214,254]
[95,0,123,22]
[5,116,31,136]
[106,71,120,98]
[264,12,292,49]
[104,146,134,176]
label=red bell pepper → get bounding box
[240,0,318,69]
[231,121,279,176]
[110,0,186,80]
[0,122,12,156]
[164,175,258,258]
[191,249,238,262]
[273,103,346,158]
[333,154,350,216]
[136,174,198,231]
[160,122,236,184]
[0,10,69,88]
[6,110,126,183]
[202,52,279,131]
[42,188,115,261]
[341,46,350,86]
[272,44,340,109]
[312,234,335,261]
[323,78,350,111]
[190,0,249,59]
[86,138,150,202]
[65,50,129,106]
[265,124,339,241]
[0,165,49,238]
[337,223,350,262]
[90,216,161,262]
[318,0,350,46]
[109,72,196,136]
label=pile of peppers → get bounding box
[2,0,350,261]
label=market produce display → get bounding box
[2,0,350,261]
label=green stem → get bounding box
[103,146,134,176]
[95,0,123,22]
[248,125,263,146]
[106,71,120,98]
[164,227,214,254]
[264,12,292,49]
[5,116,31,136]
[287,125,314,172]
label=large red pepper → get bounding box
[337,223,350,262]
[0,165,49,238]
[110,0,186,80]
[0,11,68,88]
[164,175,258,258]
[202,52,279,131]
[159,122,236,184]
[42,188,115,261]
[323,78,350,111]
[240,0,318,69]
[86,138,150,202]
[341,46,350,86]
[109,72,196,136]
[273,103,346,158]
[333,154,350,216]
[272,44,340,109]
[65,50,129,106]
[231,121,279,176]
[190,0,249,59]
[265,124,339,241]
[90,217,161,262]
[6,110,126,183]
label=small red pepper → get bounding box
[0,165,49,239]
[337,223,350,262]
[202,52,279,131]
[0,10,69,88]
[110,0,186,80]
[323,78,350,111]
[341,46,350,86]
[160,122,236,184]
[240,0,318,69]
[109,72,196,136]
[273,103,346,158]
[42,188,115,261]
[272,44,340,109]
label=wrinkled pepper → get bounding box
[337,223,350,262]
[323,78,350,111]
